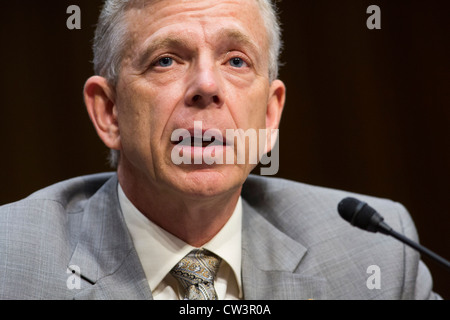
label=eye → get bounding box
[229,57,247,68]
[156,57,174,67]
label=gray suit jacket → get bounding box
[0,173,440,299]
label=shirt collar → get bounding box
[118,184,242,296]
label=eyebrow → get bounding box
[135,28,261,69]
[136,37,191,69]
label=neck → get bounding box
[117,169,242,248]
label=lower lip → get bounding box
[172,144,231,163]
[176,144,228,153]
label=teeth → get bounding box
[177,138,191,146]
[176,136,224,147]
[192,137,204,144]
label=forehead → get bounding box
[123,0,268,52]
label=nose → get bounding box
[184,61,224,108]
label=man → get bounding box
[0,0,441,300]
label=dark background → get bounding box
[0,0,448,299]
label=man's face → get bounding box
[114,0,284,198]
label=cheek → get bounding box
[229,86,268,130]
[117,93,148,135]
[118,82,184,147]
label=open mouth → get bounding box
[177,136,225,147]
[172,131,227,148]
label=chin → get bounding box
[171,165,247,198]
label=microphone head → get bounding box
[337,197,382,233]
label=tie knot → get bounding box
[170,249,222,300]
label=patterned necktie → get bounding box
[170,248,222,300]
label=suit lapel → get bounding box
[67,174,152,299]
[241,199,327,300]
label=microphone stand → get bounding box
[377,221,450,271]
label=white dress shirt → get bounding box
[118,184,243,300]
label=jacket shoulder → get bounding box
[242,174,417,248]
[24,172,114,209]
[242,174,411,235]
[0,172,116,242]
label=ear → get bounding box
[84,76,121,150]
[264,79,286,153]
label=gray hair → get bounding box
[92,0,283,167]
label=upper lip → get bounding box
[171,127,228,146]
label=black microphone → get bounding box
[337,197,450,271]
